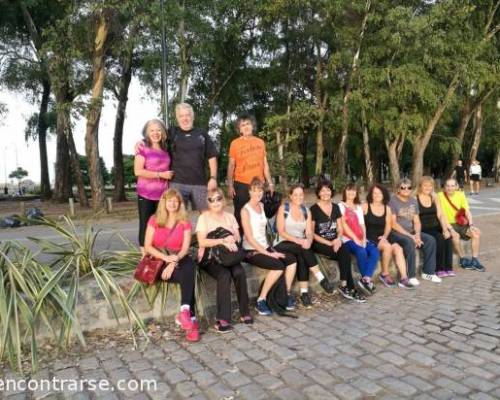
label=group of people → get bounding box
[134,103,486,343]
[452,159,483,195]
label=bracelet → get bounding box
[210,176,217,180]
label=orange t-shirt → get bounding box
[229,136,266,184]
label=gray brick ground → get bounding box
[3,233,500,400]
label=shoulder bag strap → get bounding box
[443,193,459,212]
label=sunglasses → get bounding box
[208,195,223,203]
[399,186,412,190]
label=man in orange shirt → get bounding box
[227,114,274,229]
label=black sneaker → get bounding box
[300,292,313,309]
[356,279,372,296]
[460,257,474,270]
[319,278,335,294]
[338,285,354,300]
[470,257,486,272]
[351,289,367,303]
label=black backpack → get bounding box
[260,276,297,318]
[263,190,283,219]
[200,227,246,267]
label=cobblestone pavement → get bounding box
[2,216,500,400]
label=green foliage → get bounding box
[9,167,28,183]
[74,155,110,186]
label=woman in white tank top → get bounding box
[241,178,297,315]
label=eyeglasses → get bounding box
[208,195,223,203]
[399,186,412,190]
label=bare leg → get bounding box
[392,244,408,279]
[469,228,481,258]
[378,241,393,276]
[259,270,284,299]
[285,263,297,293]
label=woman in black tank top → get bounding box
[417,176,456,277]
[363,184,414,289]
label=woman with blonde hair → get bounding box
[417,176,457,277]
[144,188,199,342]
[135,119,174,254]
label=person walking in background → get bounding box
[274,184,335,309]
[144,189,199,342]
[134,119,173,254]
[438,178,485,271]
[417,176,457,278]
[338,183,380,296]
[452,159,467,190]
[469,160,482,195]
[388,178,441,286]
[311,179,366,302]
[196,188,252,332]
[241,178,297,315]
[227,114,274,231]
[363,184,414,289]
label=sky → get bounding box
[0,77,160,186]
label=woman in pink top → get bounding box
[144,188,199,342]
[134,119,173,254]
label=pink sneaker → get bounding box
[175,309,194,330]
[436,271,447,278]
[446,270,456,277]
[186,320,200,342]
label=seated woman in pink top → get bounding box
[144,188,199,342]
[134,119,174,254]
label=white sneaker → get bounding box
[408,277,420,286]
[421,273,442,283]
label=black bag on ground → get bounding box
[26,207,44,224]
[201,227,246,267]
[260,275,298,318]
[0,215,22,228]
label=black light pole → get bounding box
[160,0,169,127]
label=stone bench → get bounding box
[74,239,472,333]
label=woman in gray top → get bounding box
[274,184,334,309]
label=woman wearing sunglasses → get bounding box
[241,178,297,315]
[144,189,199,342]
[388,178,440,286]
[196,188,252,332]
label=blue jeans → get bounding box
[345,240,380,278]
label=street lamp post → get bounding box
[160,0,169,127]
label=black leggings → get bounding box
[165,256,196,309]
[233,181,250,235]
[138,195,158,246]
[423,229,453,271]
[245,248,296,270]
[313,241,355,289]
[274,241,318,282]
[200,260,250,322]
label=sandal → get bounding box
[214,320,232,333]
[240,315,254,325]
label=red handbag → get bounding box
[443,193,469,226]
[134,255,165,285]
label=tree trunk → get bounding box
[385,133,404,188]
[85,10,111,211]
[333,0,371,179]
[38,78,52,199]
[178,0,189,102]
[314,44,327,176]
[112,44,134,202]
[469,104,483,163]
[446,98,473,178]
[411,75,459,183]
[494,148,500,183]
[361,107,374,186]
[300,131,309,187]
[276,129,288,189]
[67,129,88,207]
[53,128,71,202]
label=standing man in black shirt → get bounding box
[452,159,467,190]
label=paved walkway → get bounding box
[1,217,500,400]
